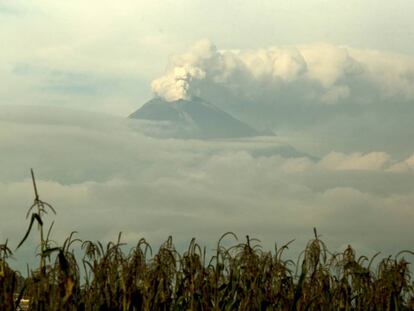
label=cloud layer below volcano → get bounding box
[1,106,414,271]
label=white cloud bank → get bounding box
[151,40,414,103]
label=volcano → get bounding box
[129,97,259,139]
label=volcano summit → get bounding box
[129,97,259,139]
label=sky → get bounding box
[1,1,414,269]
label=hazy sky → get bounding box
[1,0,414,114]
[1,1,414,269]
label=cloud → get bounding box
[388,153,414,172]
[1,106,413,271]
[318,151,391,171]
[151,64,206,101]
[151,40,414,104]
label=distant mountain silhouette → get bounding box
[129,97,260,139]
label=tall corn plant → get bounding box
[15,169,80,311]
[17,169,56,273]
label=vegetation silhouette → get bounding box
[0,170,413,310]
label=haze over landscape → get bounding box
[1,0,413,270]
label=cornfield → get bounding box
[1,170,413,310]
